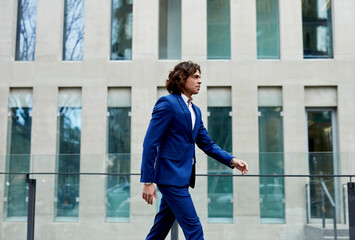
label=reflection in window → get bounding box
[207,0,230,59]
[55,89,82,221]
[4,89,32,220]
[15,0,38,61]
[111,0,133,60]
[207,88,233,222]
[106,88,131,222]
[258,107,285,222]
[302,0,333,58]
[159,0,181,60]
[307,110,335,219]
[256,0,280,59]
[258,87,285,223]
[63,0,85,61]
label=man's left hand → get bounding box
[231,158,248,175]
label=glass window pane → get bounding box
[258,107,285,222]
[302,0,333,58]
[207,107,233,221]
[207,88,232,222]
[63,0,85,61]
[159,0,181,60]
[307,110,335,219]
[256,0,280,59]
[15,0,38,61]
[111,0,133,60]
[55,89,82,221]
[207,0,231,60]
[106,88,131,222]
[5,89,33,220]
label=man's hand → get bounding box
[231,158,248,175]
[142,184,158,205]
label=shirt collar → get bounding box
[181,93,193,106]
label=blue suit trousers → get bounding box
[146,184,204,240]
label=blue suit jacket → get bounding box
[140,94,234,187]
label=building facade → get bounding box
[0,0,355,239]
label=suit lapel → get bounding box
[175,95,193,141]
[191,103,200,139]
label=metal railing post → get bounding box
[333,205,338,240]
[306,183,310,224]
[322,187,326,228]
[348,182,355,240]
[171,220,178,240]
[26,174,36,240]
[343,184,347,224]
[321,181,337,240]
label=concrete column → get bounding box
[337,84,355,185]
[0,87,9,156]
[233,64,259,218]
[30,85,58,223]
[283,85,307,232]
[0,0,16,61]
[0,87,9,226]
[279,0,303,61]
[333,0,355,60]
[35,0,63,61]
[79,86,107,222]
[84,0,111,61]
[182,0,207,61]
[231,0,257,60]
[132,0,159,61]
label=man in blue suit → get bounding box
[141,61,248,240]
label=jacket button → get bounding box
[191,143,194,145]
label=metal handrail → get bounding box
[321,181,337,240]
[343,184,347,225]
[3,172,353,240]
[1,172,355,177]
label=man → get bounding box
[140,61,248,240]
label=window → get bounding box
[256,0,280,59]
[302,0,333,58]
[258,87,285,223]
[15,0,38,61]
[106,88,131,222]
[55,88,82,221]
[110,0,133,60]
[207,0,231,59]
[63,0,85,61]
[159,0,181,60]
[207,87,233,222]
[306,109,337,219]
[4,89,33,220]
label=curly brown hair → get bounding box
[165,61,201,95]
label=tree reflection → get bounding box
[63,0,85,60]
[111,0,133,60]
[56,106,81,218]
[16,0,37,61]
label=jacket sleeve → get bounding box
[140,97,174,182]
[196,118,234,168]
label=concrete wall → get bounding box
[0,0,355,239]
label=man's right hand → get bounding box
[142,184,158,205]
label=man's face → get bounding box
[182,70,202,98]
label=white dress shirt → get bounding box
[181,93,196,131]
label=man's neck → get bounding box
[182,92,192,102]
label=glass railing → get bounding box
[0,152,353,240]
